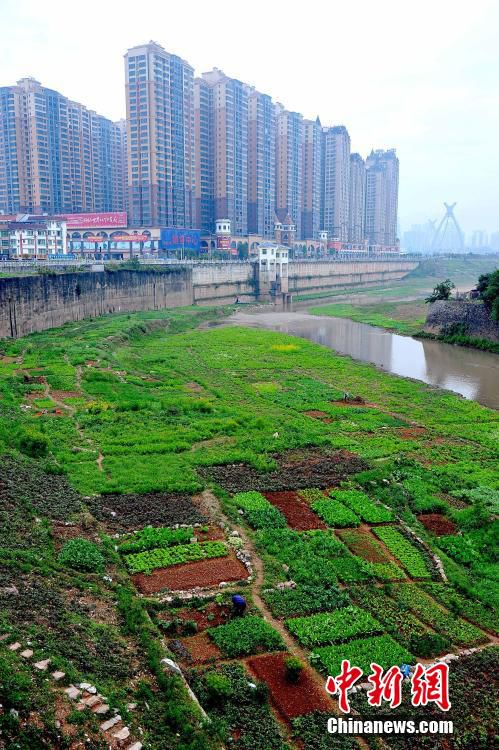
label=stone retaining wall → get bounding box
[424,300,499,343]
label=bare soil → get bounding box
[418,514,458,536]
[87,491,207,531]
[159,603,232,632]
[199,448,367,492]
[397,427,428,439]
[181,632,221,664]
[302,410,329,419]
[246,652,334,721]
[263,491,326,530]
[132,553,249,594]
[336,527,394,563]
[50,390,80,400]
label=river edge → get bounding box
[221,307,499,409]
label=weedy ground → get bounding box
[0,303,497,749]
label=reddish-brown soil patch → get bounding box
[336,527,393,563]
[397,427,427,439]
[199,449,367,492]
[50,390,80,400]
[51,522,97,549]
[185,381,204,392]
[132,553,249,594]
[263,491,326,530]
[181,632,221,664]
[418,514,458,536]
[159,603,231,632]
[246,652,333,721]
[302,410,329,419]
[196,526,226,541]
[330,397,369,407]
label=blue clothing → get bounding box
[232,594,246,607]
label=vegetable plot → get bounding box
[233,491,287,529]
[262,584,350,618]
[208,616,285,657]
[119,525,194,553]
[313,634,414,675]
[329,489,395,523]
[311,498,360,527]
[390,584,489,647]
[286,606,382,647]
[125,540,228,574]
[372,526,431,578]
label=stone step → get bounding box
[127,742,143,750]
[93,703,110,715]
[81,694,101,708]
[113,726,130,741]
[64,686,81,700]
[34,659,51,671]
[101,715,121,732]
[20,649,33,658]
[52,670,65,681]
[8,642,21,651]
[0,633,10,642]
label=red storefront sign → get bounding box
[216,235,231,250]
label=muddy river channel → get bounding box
[229,309,499,410]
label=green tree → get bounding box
[478,269,499,320]
[425,278,455,303]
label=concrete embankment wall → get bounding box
[1,259,421,338]
[288,260,419,295]
[0,269,193,338]
[424,300,499,343]
[192,263,256,304]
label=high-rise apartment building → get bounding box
[348,152,366,243]
[0,86,21,214]
[275,106,303,239]
[321,125,350,242]
[301,117,322,240]
[194,69,248,235]
[125,42,195,227]
[365,149,399,246]
[0,78,125,215]
[247,87,275,238]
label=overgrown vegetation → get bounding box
[0,303,497,748]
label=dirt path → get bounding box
[198,491,375,749]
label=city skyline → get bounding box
[2,0,498,234]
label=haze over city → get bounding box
[2,0,498,235]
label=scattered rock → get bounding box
[1,585,19,596]
[161,657,182,675]
[93,704,110,715]
[113,726,130,741]
[82,695,101,708]
[8,642,21,651]
[101,715,121,731]
[20,649,33,658]
[64,686,81,700]
[128,743,143,750]
[52,671,65,681]
[34,659,51,671]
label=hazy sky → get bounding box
[2,0,499,234]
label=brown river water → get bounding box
[228,309,499,410]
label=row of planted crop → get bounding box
[124,540,228,575]
[372,526,432,579]
[311,489,395,526]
